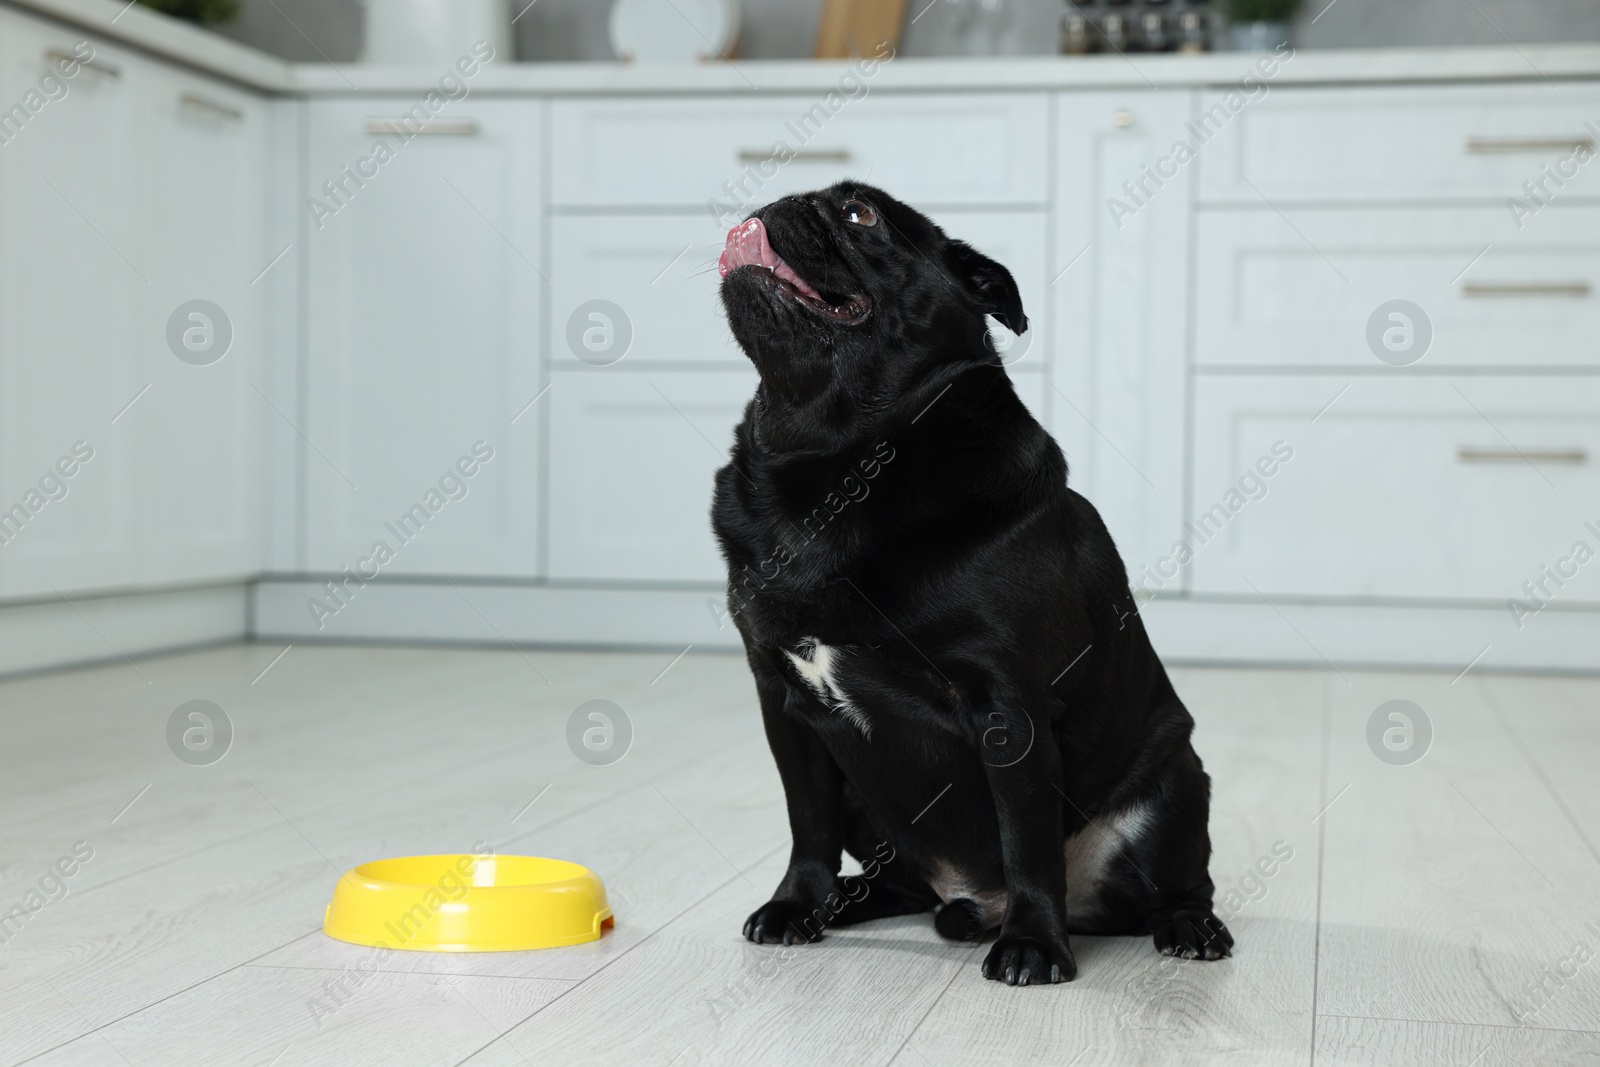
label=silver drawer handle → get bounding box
[1465,136,1596,154]
[1461,281,1591,298]
[45,48,120,78]
[364,119,480,136]
[180,92,242,121]
[738,148,851,165]
[1458,447,1588,465]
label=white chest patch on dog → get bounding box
[1065,801,1151,921]
[784,637,872,738]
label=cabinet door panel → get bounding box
[547,369,755,583]
[1052,91,1191,585]
[0,18,143,599]
[137,61,266,585]
[305,99,542,577]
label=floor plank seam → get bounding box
[493,734,757,856]
[1308,677,1333,1067]
[19,653,1595,1065]
[448,841,790,1067]
[1316,1012,1600,1038]
[56,642,740,862]
[15,831,778,1066]
[10,671,762,1065]
[18,818,286,908]
[240,963,583,983]
[1475,677,1600,870]
[26,691,747,933]
[7,718,566,910]
[882,941,986,1067]
[0,793,132,837]
[13,925,325,1066]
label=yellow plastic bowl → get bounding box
[323,854,612,952]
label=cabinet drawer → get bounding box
[550,211,1046,366]
[550,94,1048,208]
[1198,84,1600,204]
[547,369,757,583]
[1189,377,1600,602]
[550,213,736,366]
[1195,207,1600,368]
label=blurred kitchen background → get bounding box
[214,0,1600,61]
[2,0,1599,680]
[7,6,1600,1063]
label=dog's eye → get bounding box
[841,199,878,226]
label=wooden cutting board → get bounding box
[813,0,908,59]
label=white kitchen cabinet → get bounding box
[1190,375,1600,603]
[304,98,542,577]
[1198,83,1600,205]
[1196,205,1600,369]
[546,368,757,583]
[134,57,266,586]
[549,93,1049,209]
[549,212,739,367]
[4,0,1599,670]
[1051,90,1191,587]
[0,9,268,601]
[0,17,145,599]
[548,209,1046,369]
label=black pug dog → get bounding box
[710,182,1231,986]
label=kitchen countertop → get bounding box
[11,0,1600,96]
[6,0,293,90]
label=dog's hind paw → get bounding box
[1150,909,1233,961]
[934,898,986,942]
[742,900,827,945]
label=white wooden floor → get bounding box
[2,644,1598,1067]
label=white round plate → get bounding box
[608,0,739,63]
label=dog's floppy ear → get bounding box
[944,240,1028,335]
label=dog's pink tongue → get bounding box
[717,218,823,301]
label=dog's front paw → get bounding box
[742,900,826,946]
[1150,909,1233,961]
[981,932,1077,986]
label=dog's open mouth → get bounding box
[718,218,872,325]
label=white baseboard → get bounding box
[0,583,250,680]
[1142,596,1600,675]
[253,578,1600,674]
[252,578,745,651]
[4,576,1589,677]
